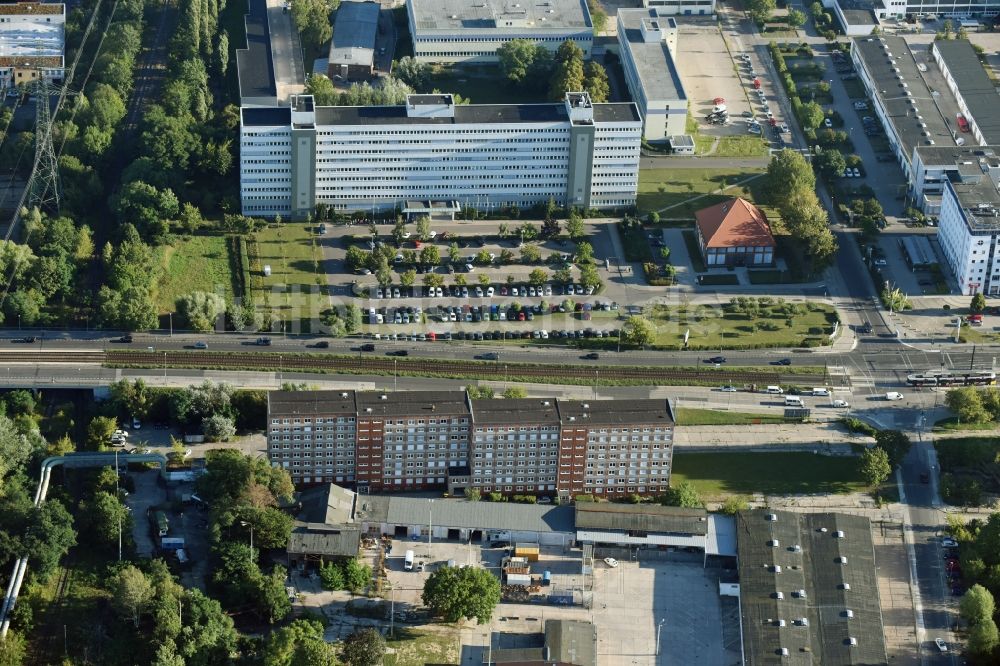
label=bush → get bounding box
[841,417,876,436]
[941,473,983,506]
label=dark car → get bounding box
[118,334,133,343]
[315,341,330,348]
[387,350,409,356]
[256,337,272,346]
[920,472,930,484]
[773,358,792,366]
[583,352,600,360]
[360,343,376,352]
[14,336,37,343]
[706,356,726,364]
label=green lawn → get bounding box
[933,417,1000,432]
[713,135,771,158]
[154,234,236,312]
[637,168,767,216]
[646,301,838,350]
[251,223,330,332]
[671,452,866,499]
[420,65,542,104]
[676,408,789,425]
[384,628,460,666]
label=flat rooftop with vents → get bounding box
[737,510,887,665]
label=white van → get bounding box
[812,387,830,397]
[404,549,415,571]
[885,392,904,401]
[784,396,804,407]
[765,386,784,395]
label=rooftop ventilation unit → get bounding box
[797,618,810,626]
[774,591,784,599]
[767,513,778,522]
[840,583,851,590]
[847,637,858,646]
[341,392,349,398]
[779,648,789,656]
[772,565,782,573]
[834,531,845,538]
[836,556,848,564]
[768,540,780,547]
[844,609,854,618]
[793,589,807,598]
[380,394,388,400]
[776,619,786,627]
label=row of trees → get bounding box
[944,386,1000,426]
[764,149,838,275]
[305,74,418,107]
[497,39,609,102]
[949,514,1000,661]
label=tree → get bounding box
[392,217,407,245]
[291,0,333,58]
[393,56,430,89]
[576,241,595,264]
[800,101,825,130]
[176,291,226,332]
[971,292,987,314]
[880,284,910,312]
[946,386,991,424]
[660,481,703,508]
[113,565,154,627]
[423,566,501,624]
[767,149,816,209]
[87,415,119,450]
[400,269,417,288]
[814,149,846,181]
[961,584,996,625]
[874,429,911,467]
[622,316,655,346]
[343,557,372,593]
[113,180,179,242]
[786,8,806,27]
[497,39,538,84]
[448,242,461,264]
[565,213,585,240]
[319,560,345,590]
[340,628,386,666]
[265,618,336,666]
[24,499,76,580]
[747,0,777,23]
[419,245,440,266]
[415,216,432,241]
[859,446,892,487]
[0,632,26,666]
[549,40,585,100]
[528,268,548,286]
[464,487,481,501]
[82,491,131,549]
[520,245,542,263]
[579,264,601,291]
[203,414,237,442]
[969,618,1000,656]
[584,61,609,102]
[503,387,528,399]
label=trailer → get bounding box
[153,511,169,537]
[160,536,186,551]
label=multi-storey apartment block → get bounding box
[937,154,1000,295]
[0,2,64,90]
[407,0,593,64]
[239,91,642,218]
[267,390,675,498]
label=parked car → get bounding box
[604,557,619,568]
[193,341,208,349]
[941,537,958,548]
[832,399,850,408]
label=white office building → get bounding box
[937,155,1000,295]
[641,0,715,13]
[0,2,64,90]
[240,92,642,218]
[616,9,687,142]
[407,0,593,63]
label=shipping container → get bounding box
[514,544,540,562]
[505,572,532,586]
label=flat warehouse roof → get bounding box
[303,102,638,126]
[853,36,956,160]
[236,0,277,101]
[471,398,561,425]
[356,390,470,418]
[618,9,686,104]
[409,0,591,33]
[737,510,887,665]
[356,494,576,533]
[557,398,673,425]
[933,39,1000,144]
[575,503,707,535]
[268,390,358,417]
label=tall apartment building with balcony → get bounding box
[266,391,675,498]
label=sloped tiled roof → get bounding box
[696,197,775,249]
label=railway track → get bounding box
[32,562,73,666]
[0,349,837,385]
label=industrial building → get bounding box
[406,0,593,63]
[266,389,675,498]
[615,8,687,142]
[936,154,1000,295]
[736,510,887,665]
[694,197,776,267]
[851,36,961,182]
[931,39,1000,148]
[327,0,379,81]
[235,0,277,106]
[0,2,64,90]
[239,91,642,218]
[486,620,597,666]
[641,0,715,14]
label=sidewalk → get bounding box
[674,422,874,450]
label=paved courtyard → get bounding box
[592,557,740,666]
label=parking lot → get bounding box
[675,21,754,138]
[592,556,740,666]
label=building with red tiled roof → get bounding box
[694,197,775,267]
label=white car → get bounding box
[475,286,483,297]
[132,417,142,430]
[934,638,948,653]
[486,287,495,297]
[824,118,833,128]
[832,399,850,408]
[720,385,738,392]
[604,557,619,568]
[941,537,958,548]
[885,392,904,401]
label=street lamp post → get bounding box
[241,521,254,564]
[656,618,666,657]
